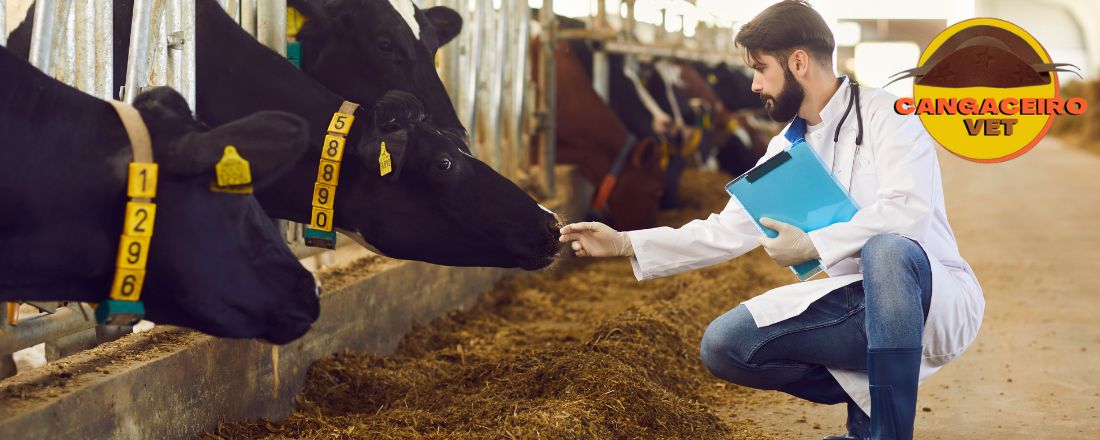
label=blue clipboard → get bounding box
[725,140,859,281]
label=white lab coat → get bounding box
[625,77,984,415]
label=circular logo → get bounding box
[893,18,1086,163]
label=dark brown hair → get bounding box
[734,1,835,66]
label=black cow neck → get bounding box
[190,0,371,226]
[0,47,127,302]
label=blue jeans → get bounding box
[700,233,933,404]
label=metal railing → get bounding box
[429,0,546,191]
[0,0,197,378]
[0,0,745,379]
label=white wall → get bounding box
[978,0,1099,79]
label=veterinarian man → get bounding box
[559,2,984,439]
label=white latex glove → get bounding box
[558,222,634,258]
[757,217,820,267]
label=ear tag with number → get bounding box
[212,145,253,194]
[379,141,392,177]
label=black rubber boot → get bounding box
[822,400,871,440]
[868,348,922,440]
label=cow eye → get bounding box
[438,158,453,171]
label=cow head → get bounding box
[131,87,320,344]
[289,0,465,137]
[339,91,561,270]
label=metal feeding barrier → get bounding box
[0,0,196,378]
[428,0,547,191]
[0,0,733,379]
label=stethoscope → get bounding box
[783,77,864,189]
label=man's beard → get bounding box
[760,67,804,122]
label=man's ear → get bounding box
[422,6,463,48]
[788,49,810,76]
[163,111,311,189]
[361,130,410,181]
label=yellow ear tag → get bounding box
[213,145,253,194]
[379,141,392,177]
[727,118,740,134]
[707,73,718,85]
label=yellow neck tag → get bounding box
[309,102,359,233]
[379,141,392,176]
[109,163,159,302]
[213,145,253,194]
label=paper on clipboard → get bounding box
[725,140,860,281]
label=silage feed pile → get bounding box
[205,169,791,439]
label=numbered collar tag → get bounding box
[212,145,253,194]
[379,141,392,176]
[100,101,159,326]
[305,101,360,248]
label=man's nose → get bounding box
[751,73,763,93]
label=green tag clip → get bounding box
[304,227,336,249]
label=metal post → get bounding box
[257,0,287,57]
[0,306,97,357]
[537,0,557,196]
[95,0,114,99]
[1,0,7,47]
[488,0,508,171]
[166,0,195,106]
[123,0,153,103]
[222,0,241,24]
[511,0,531,175]
[239,0,256,36]
[462,0,485,156]
[592,0,609,101]
[53,0,74,84]
[623,0,635,42]
[74,0,96,94]
[29,0,69,73]
[438,0,463,111]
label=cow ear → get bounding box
[423,6,462,48]
[363,130,409,181]
[163,111,311,189]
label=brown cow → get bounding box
[530,39,665,230]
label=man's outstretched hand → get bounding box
[559,222,634,258]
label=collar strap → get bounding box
[591,134,638,214]
[304,101,360,249]
[97,101,159,325]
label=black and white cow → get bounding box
[288,0,466,135]
[0,46,319,344]
[10,0,562,270]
